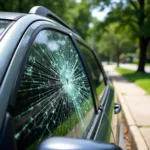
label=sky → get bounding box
[76,0,121,21]
[92,0,121,21]
[92,7,110,21]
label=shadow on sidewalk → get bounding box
[107,70,150,84]
[108,75,129,83]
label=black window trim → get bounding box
[8,23,98,139]
[92,50,108,84]
[69,38,112,140]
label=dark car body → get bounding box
[0,6,120,150]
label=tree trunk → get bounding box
[18,0,23,12]
[137,37,149,73]
[107,53,110,64]
[0,1,6,11]
[116,48,120,68]
[137,0,148,72]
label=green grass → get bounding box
[115,68,150,94]
[145,63,150,66]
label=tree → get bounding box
[0,0,73,17]
[97,23,136,66]
[67,0,92,40]
[91,0,150,72]
[0,0,92,41]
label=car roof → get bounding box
[0,6,79,36]
[0,12,25,20]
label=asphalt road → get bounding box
[120,64,150,73]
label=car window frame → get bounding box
[72,38,110,107]
[76,40,107,85]
[9,24,99,140]
[71,38,115,141]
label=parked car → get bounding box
[0,6,122,150]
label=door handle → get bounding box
[114,103,121,114]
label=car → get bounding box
[0,6,122,150]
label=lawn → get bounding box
[115,68,150,94]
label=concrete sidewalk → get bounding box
[104,65,150,150]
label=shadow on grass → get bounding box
[116,68,150,82]
[115,68,150,94]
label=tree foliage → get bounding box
[2,0,150,72]
[91,0,150,72]
[0,0,92,40]
[97,23,136,66]
[68,0,92,39]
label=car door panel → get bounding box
[74,41,115,143]
[90,51,120,143]
[93,85,115,143]
[0,19,118,150]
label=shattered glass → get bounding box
[13,30,94,150]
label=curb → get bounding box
[113,80,148,150]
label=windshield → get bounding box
[0,20,11,36]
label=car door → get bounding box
[75,41,116,143]
[7,23,99,150]
[0,20,116,150]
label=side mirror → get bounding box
[114,103,121,114]
[37,137,122,150]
